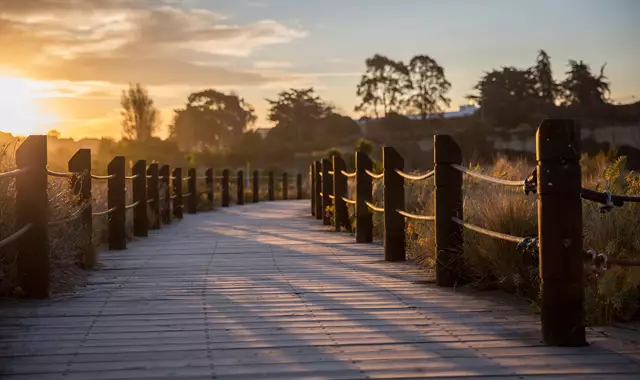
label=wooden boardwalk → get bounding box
[1,200,640,379]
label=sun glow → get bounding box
[0,75,61,136]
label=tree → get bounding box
[407,55,451,119]
[561,60,610,106]
[47,129,61,138]
[266,88,333,144]
[120,83,158,142]
[533,50,557,105]
[355,54,410,118]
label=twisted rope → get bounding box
[147,198,155,203]
[342,197,356,205]
[125,201,140,210]
[450,164,525,187]
[395,169,434,181]
[396,210,435,221]
[125,174,139,180]
[365,170,384,180]
[46,168,76,178]
[365,201,384,213]
[0,167,27,179]
[451,217,526,243]
[92,206,117,216]
[91,174,115,180]
[0,224,32,249]
[341,170,356,178]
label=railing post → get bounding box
[147,163,160,229]
[537,119,586,347]
[355,151,373,243]
[282,172,288,200]
[434,135,463,286]
[321,158,331,226]
[205,168,214,210]
[310,163,316,215]
[187,168,197,214]
[159,165,171,224]
[314,161,322,220]
[16,135,49,298]
[297,173,303,200]
[333,155,349,232]
[253,170,259,203]
[69,148,94,268]
[382,147,405,261]
[268,171,275,201]
[173,167,183,219]
[222,169,230,207]
[132,160,148,237]
[108,156,126,250]
[237,170,244,205]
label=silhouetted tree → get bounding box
[355,54,410,118]
[266,88,333,144]
[121,83,158,141]
[407,55,451,119]
[533,50,557,105]
[561,60,610,106]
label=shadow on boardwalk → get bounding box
[1,200,640,379]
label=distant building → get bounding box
[355,104,479,126]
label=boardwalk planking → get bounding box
[1,200,640,379]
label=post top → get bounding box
[536,119,581,161]
[433,134,462,162]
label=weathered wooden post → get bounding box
[297,173,303,200]
[236,170,244,205]
[222,169,230,207]
[187,168,197,214]
[69,148,94,268]
[282,172,288,200]
[205,168,213,210]
[108,156,126,250]
[537,119,586,347]
[382,147,405,261]
[252,170,259,203]
[333,155,348,232]
[355,151,373,243]
[16,135,49,298]
[314,161,322,220]
[172,167,183,219]
[159,165,171,224]
[321,158,331,226]
[268,171,275,201]
[147,163,160,229]
[132,160,148,237]
[434,135,463,286]
[310,163,316,215]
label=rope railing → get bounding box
[396,209,435,221]
[46,168,76,178]
[183,192,191,197]
[327,170,335,175]
[0,224,32,249]
[125,201,140,210]
[342,197,356,205]
[341,170,356,178]
[451,216,525,244]
[48,203,91,226]
[147,198,155,203]
[585,250,640,270]
[92,206,117,216]
[450,164,526,187]
[395,169,434,181]
[365,169,384,180]
[125,174,139,180]
[91,174,115,180]
[0,167,28,179]
[365,201,384,213]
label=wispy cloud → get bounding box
[253,61,295,69]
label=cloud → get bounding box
[252,61,295,69]
[326,57,345,64]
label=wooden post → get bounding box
[173,167,183,219]
[205,168,214,210]
[333,155,348,232]
[321,158,331,226]
[282,172,288,200]
[132,160,148,237]
[382,147,405,261]
[268,171,275,201]
[16,135,49,298]
[297,173,303,200]
[310,163,316,215]
[108,156,126,250]
[314,161,322,220]
[222,169,230,207]
[147,163,160,229]
[537,119,586,347]
[434,135,463,286]
[69,148,94,268]
[187,168,197,214]
[159,165,171,224]
[237,170,244,205]
[253,170,259,203]
[355,151,373,243]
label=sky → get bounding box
[0,0,638,139]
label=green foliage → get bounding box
[355,138,374,156]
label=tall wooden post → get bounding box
[159,165,171,224]
[537,119,586,347]
[356,151,373,243]
[268,171,275,201]
[310,163,316,215]
[253,170,259,203]
[382,147,405,261]
[69,148,94,268]
[321,158,331,226]
[132,160,148,237]
[173,168,183,219]
[297,173,303,200]
[314,161,322,220]
[108,156,126,250]
[222,169,230,207]
[147,163,160,229]
[187,168,197,214]
[333,155,349,232]
[16,135,49,298]
[237,170,244,205]
[205,168,214,210]
[434,135,463,286]
[282,172,288,200]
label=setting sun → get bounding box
[0,75,60,136]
